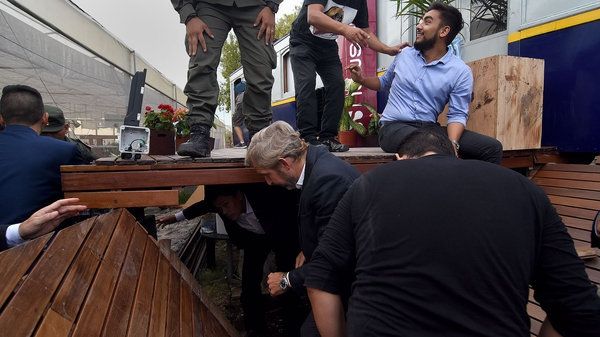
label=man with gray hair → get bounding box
[246,121,359,337]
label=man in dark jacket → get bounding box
[0,85,81,225]
[158,183,301,337]
[41,105,97,164]
[306,127,600,337]
[246,121,360,337]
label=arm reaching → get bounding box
[347,63,381,91]
[19,198,87,240]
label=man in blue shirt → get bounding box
[348,2,502,164]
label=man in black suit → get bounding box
[0,85,81,225]
[246,121,360,337]
[157,183,301,337]
[1,198,86,251]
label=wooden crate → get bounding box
[439,55,544,150]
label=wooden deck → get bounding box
[0,209,239,337]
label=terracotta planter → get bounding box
[338,130,357,148]
[149,129,176,155]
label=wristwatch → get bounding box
[265,0,279,14]
[279,272,290,290]
[450,139,460,151]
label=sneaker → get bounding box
[234,142,247,148]
[321,138,349,152]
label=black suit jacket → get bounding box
[182,183,300,255]
[0,225,8,251]
[289,145,360,290]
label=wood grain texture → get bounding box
[127,239,160,337]
[64,190,179,208]
[0,233,51,307]
[0,217,94,337]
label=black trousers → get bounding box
[379,121,504,164]
[291,41,344,141]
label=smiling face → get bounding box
[414,9,449,52]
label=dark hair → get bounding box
[397,126,455,158]
[427,2,464,46]
[205,184,242,204]
[0,85,44,125]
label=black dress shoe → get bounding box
[321,138,349,152]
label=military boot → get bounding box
[177,124,211,157]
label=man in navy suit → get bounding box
[0,85,80,225]
[246,121,360,337]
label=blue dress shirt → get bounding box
[379,47,473,126]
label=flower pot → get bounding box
[149,129,176,155]
[338,130,357,148]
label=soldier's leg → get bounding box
[231,6,276,136]
[178,3,231,157]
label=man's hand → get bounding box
[157,214,177,228]
[19,198,87,240]
[385,42,411,56]
[254,7,276,45]
[341,25,370,48]
[267,272,287,296]
[346,63,364,83]
[295,251,306,268]
[186,17,214,56]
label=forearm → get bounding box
[363,29,389,53]
[307,5,347,35]
[307,287,346,337]
[446,122,465,142]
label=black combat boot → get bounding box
[177,124,211,157]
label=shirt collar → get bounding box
[417,48,452,66]
[296,162,306,190]
[243,194,254,215]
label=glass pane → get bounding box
[470,0,508,40]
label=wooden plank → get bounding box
[116,155,156,165]
[71,212,136,337]
[553,204,598,220]
[101,225,148,337]
[539,164,600,174]
[560,215,592,231]
[34,211,121,337]
[533,177,600,191]
[0,217,94,337]
[566,227,590,243]
[166,267,181,337]
[64,190,179,208]
[534,170,600,182]
[0,233,51,307]
[62,164,153,173]
[180,282,194,337]
[62,168,265,191]
[148,255,171,337]
[547,195,600,210]
[530,317,542,335]
[192,295,203,337]
[501,156,534,169]
[540,186,600,201]
[126,238,160,337]
[527,302,546,322]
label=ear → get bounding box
[42,112,49,125]
[278,157,292,170]
[439,25,450,39]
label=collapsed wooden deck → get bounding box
[0,209,238,337]
[61,147,562,208]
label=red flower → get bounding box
[145,105,152,111]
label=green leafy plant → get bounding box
[339,79,368,136]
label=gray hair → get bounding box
[245,121,307,168]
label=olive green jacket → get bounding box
[171,0,282,24]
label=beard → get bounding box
[414,35,436,52]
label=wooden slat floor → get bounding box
[0,209,239,337]
[528,163,600,336]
